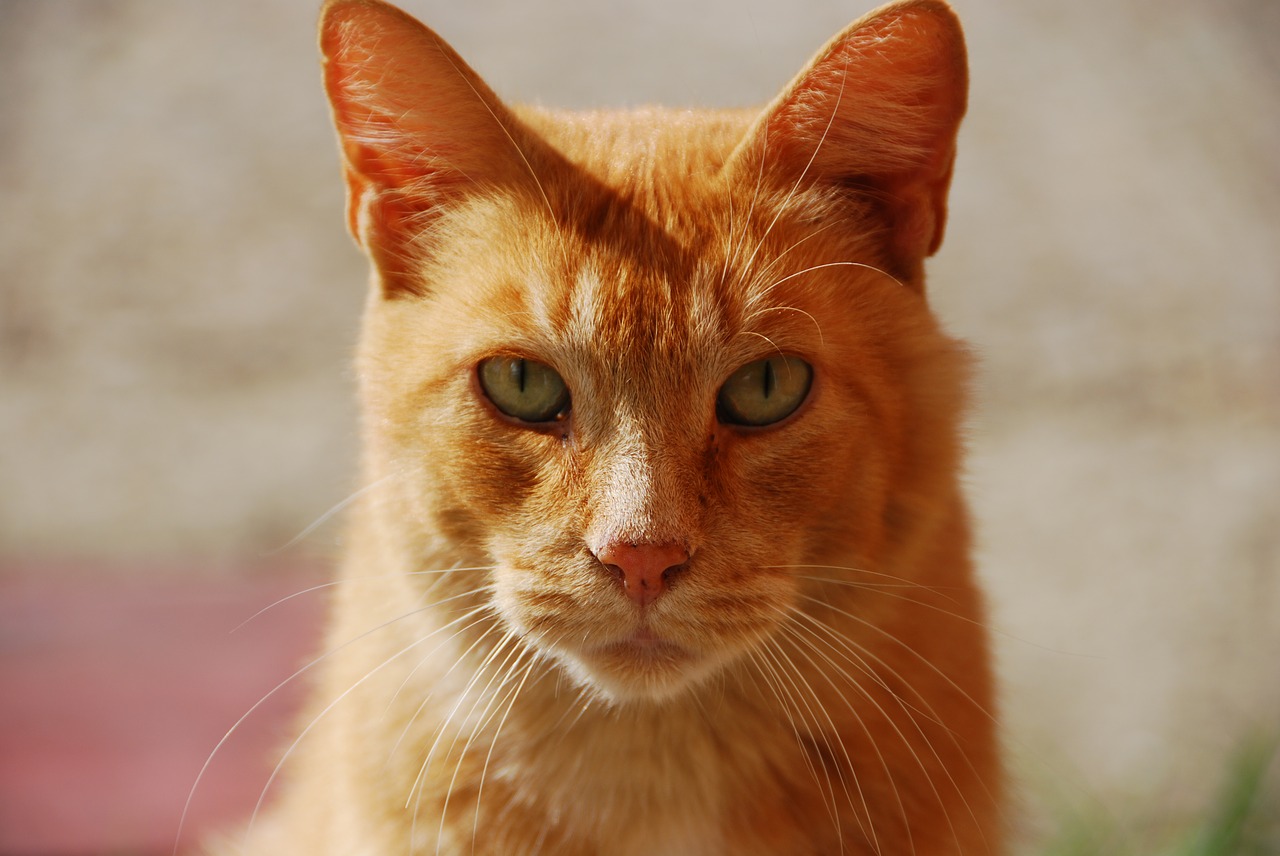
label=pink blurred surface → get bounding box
[0,565,326,855]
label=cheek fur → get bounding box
[446,429,543,524]
[711,389,888,571]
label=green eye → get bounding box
[478,356,570,423]
[717,355,812,427]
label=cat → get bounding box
[225,0,1002,853]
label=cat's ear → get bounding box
[729,0,967,283]
[319,0,541,295]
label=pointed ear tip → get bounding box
[320,0,441,61]
[865,0,969,97]
[319,0,369,27]
[318,0,429,70]
[863,0,966,51]
[318,0,412,40]
[320,0,391,17]
[318,0,364,55]
[880,0,963,27]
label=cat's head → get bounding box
[320,0,969,703]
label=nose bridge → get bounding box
[586,415,701,550]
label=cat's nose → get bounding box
[594,541,689,607]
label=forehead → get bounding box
[553,258,733,373]
[424,110,858,389]
[514,213,833,417]
[467,109,820,331]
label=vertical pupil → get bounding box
[516,358,526,393]
[763,359,775,400]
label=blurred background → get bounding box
[1,0,1276,853]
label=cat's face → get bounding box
[323,0,968,703]
[357,171,950,702]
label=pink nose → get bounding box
[594,541,689,607]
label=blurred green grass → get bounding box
[1043,736,1278,856]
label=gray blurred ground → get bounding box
[1,0,1277,850]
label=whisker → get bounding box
[786,605,989,854]
[751,260,905,312]
[386,603,502,760]
[741,647,825,822]
[551,681,599,733]
[229,580,342,635]
[791,576,964,615]
[718,164,739,288]
[430,38,571,273]
[748,219,840,288]
[798,593,994,725]
[775,611,918,856]
[429,633,530,854]
[230,566,494,634]
[470,645,542,850]
[260,471,403,557]
[789,599,996,841]
[789,259,905,291]
[738,54,851,283]
[796,570,1078,658]
[736,329,787,358]
[741,304,826,348]
[751,642,845,843]
[404,620,515,811]
[792,574,947,593]
[175,583,486,856]
[722,111,771,286]
[798,593,1003,831]
[765,629,868,854]
[241,614,473,851]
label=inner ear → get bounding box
[726,0,968,283]
[319,0,556,296]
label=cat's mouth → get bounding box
[570,627,705,701]
[598,627,688,661]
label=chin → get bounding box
[562,637,720,705]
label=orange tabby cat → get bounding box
[230,0,1001,853]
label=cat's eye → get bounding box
[478,356,570,423]
[716,355,813,427]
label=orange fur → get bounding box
[225,1,1002,853]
